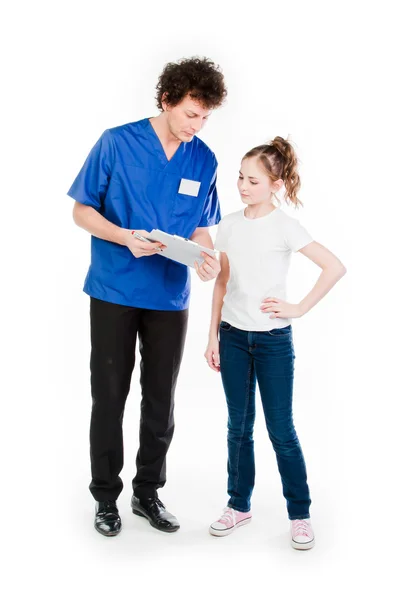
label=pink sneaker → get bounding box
[209,507,252,537]
[290,519,315,550]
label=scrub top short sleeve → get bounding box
[68,130,115,210]
[197,165,221,228]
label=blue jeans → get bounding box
[219,321,311,520]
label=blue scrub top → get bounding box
[67,118,221,310]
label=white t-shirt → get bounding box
[214,207,313,332]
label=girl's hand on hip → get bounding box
[260,297,303,319]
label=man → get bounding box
[68,57,227,536]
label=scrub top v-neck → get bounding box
[146,118,184,167]
[67,118,221,310]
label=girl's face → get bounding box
[238,157,281,206]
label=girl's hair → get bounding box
[243,137,302,207]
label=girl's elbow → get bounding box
[335,263,347,279]
[324,262,346,280]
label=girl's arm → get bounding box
[297,241,347,315]
[205,252,230,372]
[208,252,230,339]
[261,241,347,319]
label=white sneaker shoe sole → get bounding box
[209,516,252,537]
[291,537,315,550]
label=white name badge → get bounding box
[178,178,201,197]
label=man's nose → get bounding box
[192,117,203,132]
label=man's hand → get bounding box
[194,252,221,282]
[123,229,166,259]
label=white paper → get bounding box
[149,229,215,268]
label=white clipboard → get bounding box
[148,229,216,268]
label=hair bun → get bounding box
[270,136,290,157]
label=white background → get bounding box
[2,1,399,598]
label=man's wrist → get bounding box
[117,227,132,246]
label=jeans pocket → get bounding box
[267,325,292,337]
[219,320,232,331]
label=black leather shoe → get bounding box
[131,495,180,533]
[94,501,121,536]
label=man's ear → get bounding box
[161,92,170,112]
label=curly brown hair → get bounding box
[155,57,227,111]
[243,137,302,207]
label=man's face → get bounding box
[163,95,212,142]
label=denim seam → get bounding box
[231,356,252,499]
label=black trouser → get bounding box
[89,297,188,501]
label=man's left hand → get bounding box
[194,252,221,282]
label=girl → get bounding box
[202,137,346,550]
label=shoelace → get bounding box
[218,507,236,526]
[98,501,118,518]
[148,498,166,512]
[292,519,312,538]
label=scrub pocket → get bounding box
[172,192,203,221]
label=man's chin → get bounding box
[179,132,194,142]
